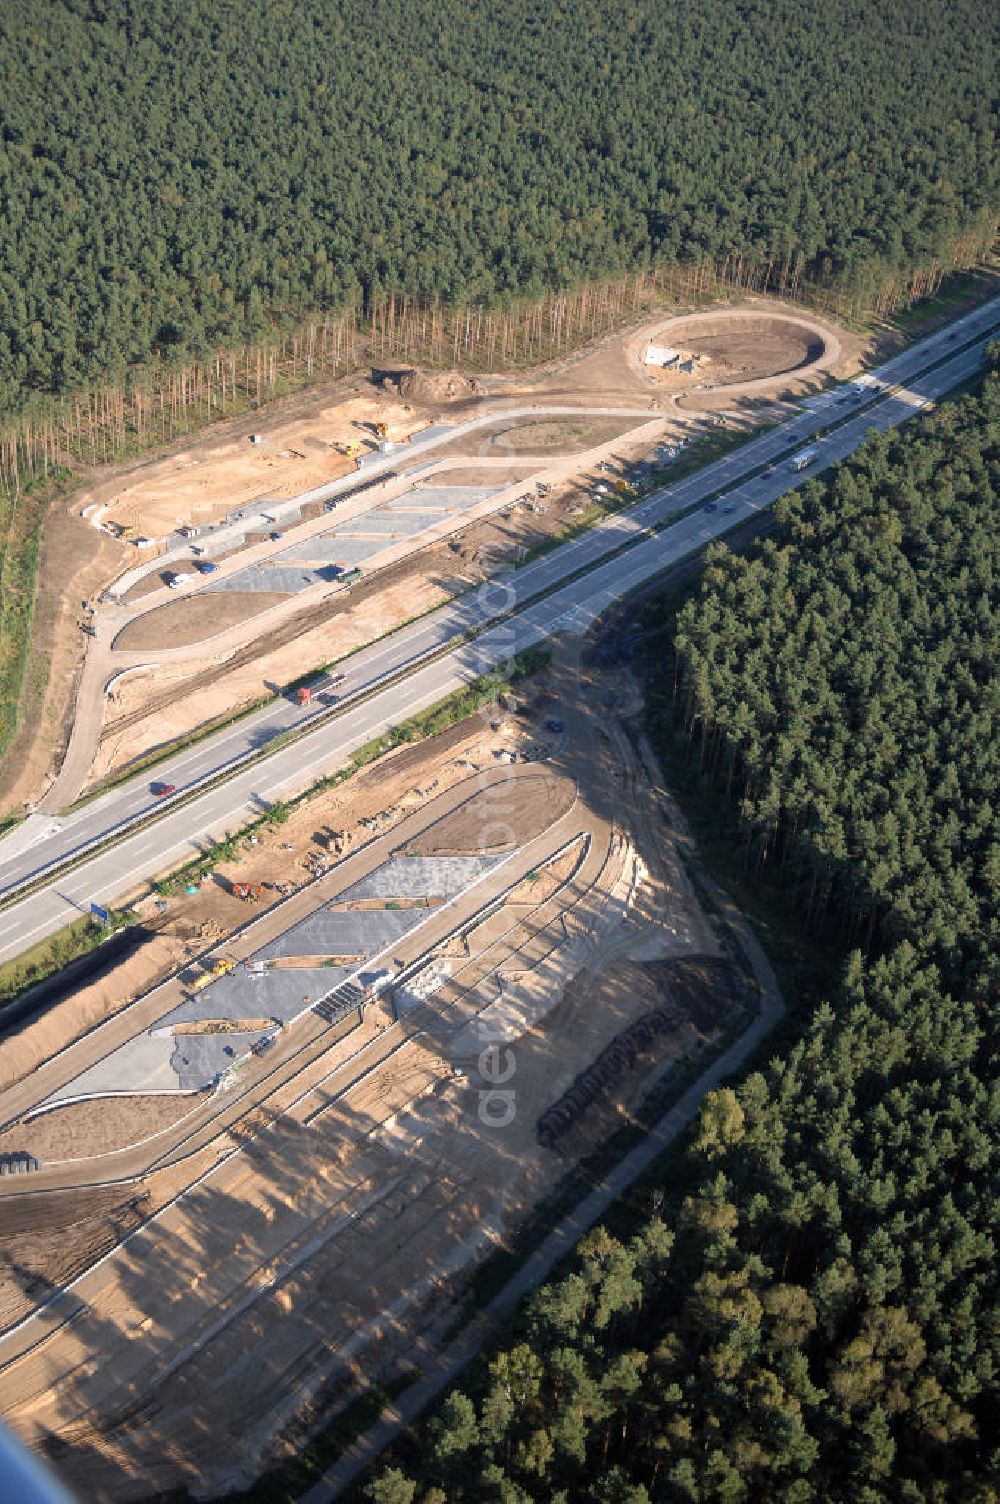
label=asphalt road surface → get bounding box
[0,301,995,965]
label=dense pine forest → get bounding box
[1,0,997,409]
[365,358,1000,1501]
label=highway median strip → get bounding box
[0,649,550,965]
[4,320,997,924]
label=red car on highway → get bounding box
[152,782,176,798]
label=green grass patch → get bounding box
[653,423,761,485]
[847,262,1000,342]
[147,646,550,898]
[0,905,137,1012]
[519,424,771,573]
[518,491,631,566]
[881,265,999,334]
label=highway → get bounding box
[0,300,995,965]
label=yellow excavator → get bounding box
[189,956,235,993]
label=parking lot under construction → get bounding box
[0,296,881,1496]
[0,638,755,1500]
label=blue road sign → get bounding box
[90,903,111,926]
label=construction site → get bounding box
[0,635,769,1500]
[0,298,861,818]
[0,293,883,1498]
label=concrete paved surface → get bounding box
[0,301,993,1496]
[206,487,502,593]
[40,854,509,1102]
[43,1032,179,1104]
[0,758,600,1486]
[161,969,349,1030]
[0,302,996,971]
[29,414,660,821]
[297,815,787,1502]
[337,853,502,900]
[0,764,561,1182]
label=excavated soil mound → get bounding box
[397,368,484,405]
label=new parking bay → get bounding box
[202,485,506,596]
[36,852,507,1108]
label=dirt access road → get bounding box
[43,407,661,808]
[0,641,735,1500]
[4,300,850,818]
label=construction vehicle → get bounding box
[231,881,266,902]
[339,568,363,585]
[339,442,362,457]
[189,956,235,992]
[251,1028,281,1057]
[373,421,389,439]
[296,685,314,707]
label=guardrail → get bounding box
[1,315,997,919]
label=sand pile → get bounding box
[397,368,483,404]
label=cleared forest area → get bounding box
[360,351,1000,1503]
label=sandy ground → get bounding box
[425,463,539,487]
[89,430,663,786]
[681,329,820,381]
[0,1092,208,1164]
[76,392,425,541]
[0,935,187,1096]
[113,591,287,653]
[26,266,994,826]
[624,306,848,398]
[0,1186,152,1331]
[0,647,745,1495]
[1,707,550,1102]
[5,293,877,820]
[91,571,451,784]
[0,510,125,815]
[406,773,576,854]
[437,414,632,458]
